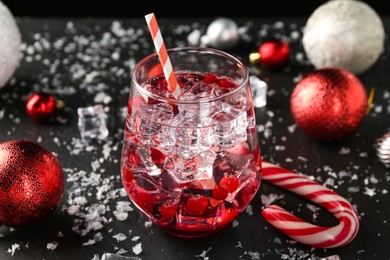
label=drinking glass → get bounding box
[121,47,262,238]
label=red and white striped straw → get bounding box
[145,13,181,98]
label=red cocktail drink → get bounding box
[121,47,262,238]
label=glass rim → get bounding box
[131,46,249,104]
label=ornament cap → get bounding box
[249,52,261,64]
[366,86,375,115]
[56,99,65,110]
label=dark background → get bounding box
[2,0,390,18]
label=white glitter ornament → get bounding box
[302,0,385,74]
[201,17,239,50]
[0,2,21,88]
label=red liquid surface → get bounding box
[121,72,261,237]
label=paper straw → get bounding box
[145,13,181,98]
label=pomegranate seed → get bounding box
[122,166,134,182]
[150,147,166,164]
[217,78,233,88]
[220,176,239,193]
[133,191,155,212]
[186,195,208,215]
[212,186,228,200]
[203,74,218,84]
[159,201,178,218]
[128,150,141,165]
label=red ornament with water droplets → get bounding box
[0,140,64,226]
[259,39,290,68]
[290,67,368,141]
[26,92,57,121]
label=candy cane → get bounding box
[261,161,360,248]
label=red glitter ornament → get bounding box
[257,39,290,69]
[0,140,64,226]
[26,92,60,121]
[290,67,368,141]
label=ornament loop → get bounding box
[261,161,360,248]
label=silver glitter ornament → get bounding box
[376,132,390,168]
[0,2,21,88]
[201,17,239,50]
[302,0,385,75]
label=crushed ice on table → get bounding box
[0,16,388,260]
[100,253,140,260]
[77,104,109,141]
[6,244,20,256]
[195,247,212,259]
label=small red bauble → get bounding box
[290,67,368,141]
[26,92,57,121]
[258,39,290,69]
[0,140,64,226]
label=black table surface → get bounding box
[0,16,389,260]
